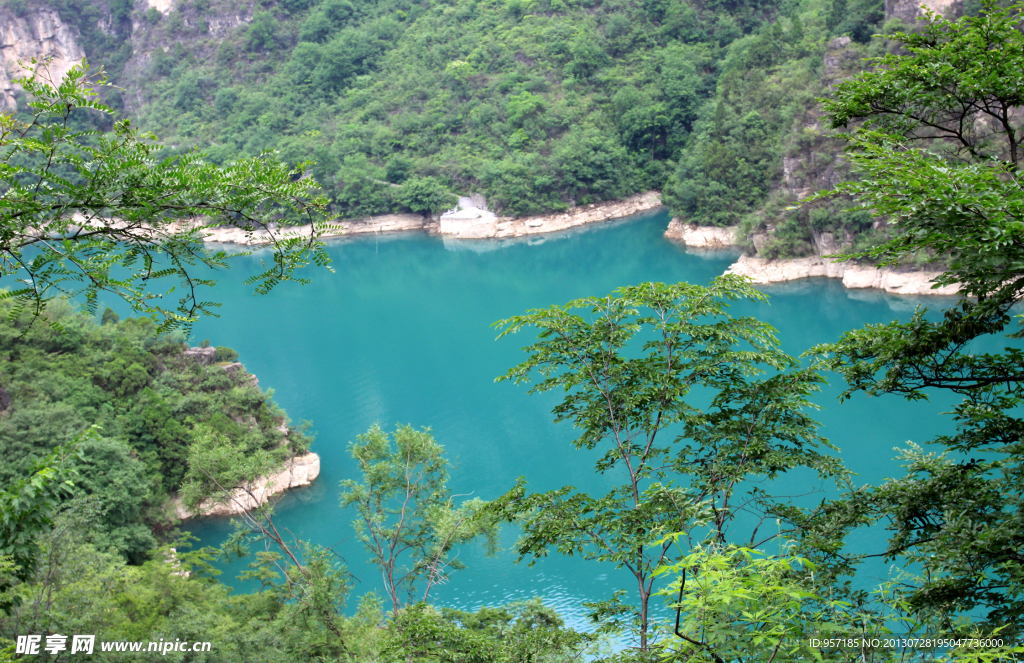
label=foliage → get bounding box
[72,436,156,563]
[794,0,1024,629]
[654,542,847,663]
[33,0,886,223]
[0,62,335,332]
[339,424,498,616]
[0,299,307,564]
[181,425,351,646]
[385,600,596,662]
[0,429,86,589]
[491,277,845,650]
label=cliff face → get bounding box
[0,0,252,115]
[735,0,963,264]
[0,8,85,109]
[885,0,959,23]
[120,0,251,115]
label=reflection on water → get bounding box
[181,210,977,631]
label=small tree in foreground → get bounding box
[490,277,846,652]
[181,427,350,648]
[654,542,846,663]
[339,424,499,617]
[0,61,337,332]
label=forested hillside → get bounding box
[0,302,310,564]
[4,0,915,238]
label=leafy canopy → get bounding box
[797,0,1024,627]
[491,277,844,651]
[339,424,498,616]
[0,61,336,332]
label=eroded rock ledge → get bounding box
[663,219,959,296]
[439,191,664,239]
[198,213,430,245]
[174,452,321,520]
[664,219,740,248]
[726,255,959,296]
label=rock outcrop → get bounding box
[885,0,959,24]
[183,346,217,365]
[664,219,739,248]
[175,452,321,520]
[0,9,85,110]
[222,361,258,389]
[726,254,959,296]
[439,190,664,239]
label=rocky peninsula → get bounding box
[172,346,322,520]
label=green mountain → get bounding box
[3,0,957,253]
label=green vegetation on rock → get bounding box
[0,299,308,563]
[23,0,895,226]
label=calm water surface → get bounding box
[184,210,970,627]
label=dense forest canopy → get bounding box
[0,301,310,564]
[7,0,896,235]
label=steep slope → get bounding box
[0,302,313,562]
[1,0,892,223]
[0,7,84,108]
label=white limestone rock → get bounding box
[0,9,85,110]
[174,452,321,520]
[664,219,739,248]
[726,254,960,296]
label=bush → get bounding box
[397,177,458,215]
[247,11,280,51]
[215,346,239,363]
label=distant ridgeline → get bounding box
[0,301,311,564]
[0,0,964,256]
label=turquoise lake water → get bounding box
[184,209,973,629]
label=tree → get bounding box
[654,542,847,663]
[0,427,89,609]
[339,424,498,617]
[72,436,155,564]
[799,0,1024,627]
[180,427,351,646]
[384,600,595,662]
[395,177,458,216]
[490,278,845,652]
[0,62,336,332]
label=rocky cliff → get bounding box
[174,452,321,519]
[0,8,84,109]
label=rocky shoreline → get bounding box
[202,199,958,297]
[662,219,959,296]
[726,255,959,296]
[174,452,321,520]
[438,191,664,239]
[197,191,665,245]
